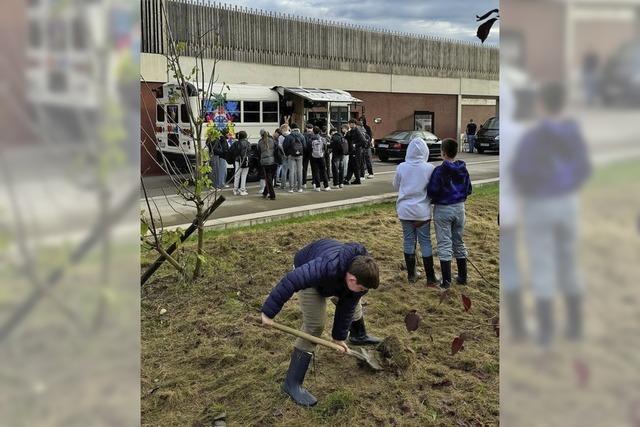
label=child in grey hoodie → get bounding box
[392,138,438,285]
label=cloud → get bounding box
[208,0,499,44]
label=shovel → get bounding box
[270,321,384,371]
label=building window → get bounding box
[156,105,165,122]
[243,101,260,123]
[330,107,349,129]
[262,101,278,123]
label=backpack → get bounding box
[340,136,349,155]
[358,127,371,147]
[225,140,237,164]
[274,142,284,164]
[311,137,324,158]
[290,133,304,157]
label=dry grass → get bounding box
[141,184,499,427]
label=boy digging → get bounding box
[261,239,381,407]
[427,139,472,288]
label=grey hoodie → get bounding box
[392,138,435,221]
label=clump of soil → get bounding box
[377,336,412,372]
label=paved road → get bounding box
[141,153,500,227]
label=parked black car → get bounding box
[601,40,640,106]
[475,117,499,153]
[375,130,442,162]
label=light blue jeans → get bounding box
[288,155,303,191]
[401,220,433,256]
[522,195,582,298]
[433,203,467,261]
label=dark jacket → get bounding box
[233,138,251,165]
[283,129,305,157]
[427,160,472,205]
[511,118,591,198]
[466,122,477,135]
[346,127,366,154]
[330,133,345,155]
[261,239,369,341]
[208,135,228,157]
[303,132,314,156]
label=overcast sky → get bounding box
[210,0,499,45]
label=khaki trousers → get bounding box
[294,287,363,352]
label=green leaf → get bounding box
[141,221,149,236]
[197,254,207,265]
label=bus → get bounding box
[154,82,280,181]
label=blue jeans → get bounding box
[211,155,227,189]
[522,195,582,299]
[467,134,476,153]
[433,203,467,261]
[401,220,433,256]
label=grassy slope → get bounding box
[142,184,499,427]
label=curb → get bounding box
[162,177,499,233]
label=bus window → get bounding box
[167,105,178,124]
[225,101,240,123]
[180,104,190,124]
[156,105,165,122]
[243,101,260,123]
[263,101,278,123]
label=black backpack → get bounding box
[290,133,304,156]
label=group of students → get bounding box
[268,117,376,196]
[259,136,472,408]
[207,117,376,200]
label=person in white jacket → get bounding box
[392,138,438,285]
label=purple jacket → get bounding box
[261,239,368,341]
[427,160,472,205]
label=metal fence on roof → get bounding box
[141,0,499,80]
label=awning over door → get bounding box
[274,86,362,103]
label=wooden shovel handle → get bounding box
[270,321,351,355]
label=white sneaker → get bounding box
[367,174,374,179]
[233,189,239,195]
[224,184,230,188]
[288,189,294,193]
[298,189,304,193]
[240,190,249,196]
[315,187,321,192]
[339,184,344,188]
[323,186,331,191]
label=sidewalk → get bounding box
[161,177,500,232]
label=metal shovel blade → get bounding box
[349,347,384,371]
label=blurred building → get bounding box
[502,0,639,93]
[140,0,499,175]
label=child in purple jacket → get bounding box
[427,138,472,288]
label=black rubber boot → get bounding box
[440,260,452,289]
[348,317,382,346]
[504,289,528,342]
[404,253,420,283]
[422,256,439,286]
[455,258,468,285]
[536,298,554,348]
[282,348,317,407]
[565,294,583,341]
